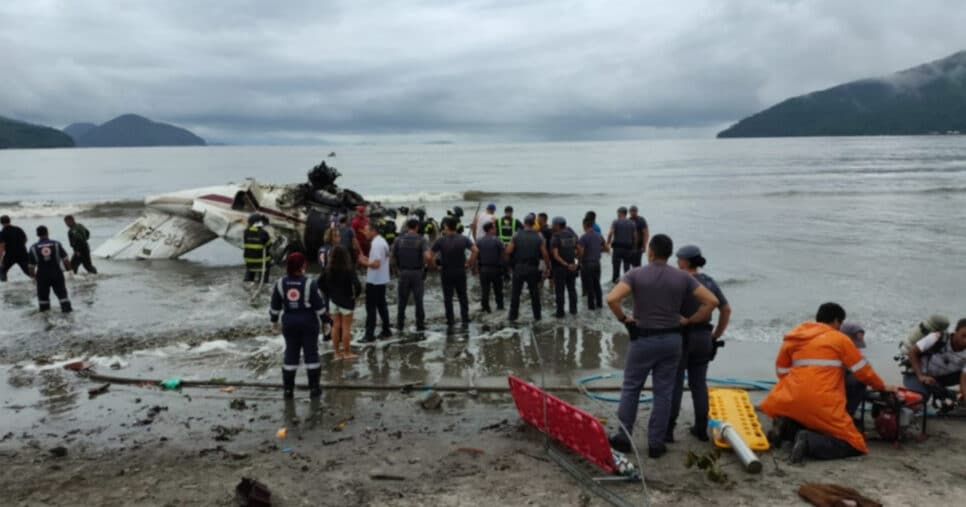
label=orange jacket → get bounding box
[759,322,885,453]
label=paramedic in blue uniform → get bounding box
[271,252,325,399]
[27,226,73,313]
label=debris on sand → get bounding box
[135,405,168,426]
[235,477,272,507]
[49,446,68,458]
[420,391,443,410]
[230,399,248,411]
[369,470,406,481]
[88,383,110,399]
[212,425,244,442]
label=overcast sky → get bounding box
[3,0,966,144]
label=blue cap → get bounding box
[487,202,496,210]
[675,245,702,259]
[551,216,566,227]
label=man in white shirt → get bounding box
[360,223,391,342]
[903,318,966,405]
[472,203,497,243]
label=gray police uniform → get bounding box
[629,215,648,268]
[392,231,428,330]
[508,229,543,321]
[610,218,636,282]
[432,234,474,326]
[613,263,698,451]
[550,228,579,317]
[476,235,505,312]
[578,230,605,309]
[668,272,728,439]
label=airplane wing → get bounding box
[93,211,218,260]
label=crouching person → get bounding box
[760,303,896,464]
[271,252,325,399]
[902,318,966,407]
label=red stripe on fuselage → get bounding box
[198,194,304,224]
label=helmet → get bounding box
[386,209,397,218]
[453,206,464,217]
[399,206,410,215]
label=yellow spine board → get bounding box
[707,388,770,451]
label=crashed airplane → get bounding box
[93,162,367,263]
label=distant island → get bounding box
[0,116,74,149]
[65,114,206,147]
[719,50,966,138]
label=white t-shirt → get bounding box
[475,212,495,242]
[916,332,966,377]
[366,235,390,285]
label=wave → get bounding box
[365,189,605,204]
[0,199,143,218]
[761,186,966,198]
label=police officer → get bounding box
[577,217,607,310]
[243,213,272,283]
[606,234,718,458]
[606,207,637,284]
[392,218,430,331]
[0,215,30,282]
[475,222,505,313]
[549,216,579,317]
[27,226,73,313]
[64,215,97,275]
[498,206,522,246]
[431,217,478,328]
[270,252,325,399]
[668,245,732,443]
[446,206,466,235]
[506,214,550,322]
[628,205,649,268]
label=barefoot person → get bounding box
[318,245,362,360]
[270,252,325,399]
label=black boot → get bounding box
[282,369,296,399]
[307,368,322,399]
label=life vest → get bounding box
[760,322,885,454]
[498,217,518,244]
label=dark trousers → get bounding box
[1,254,30,281]
[365,283,391,338]
[617,332,682,449]
[629,249,644,268]
[552,266,577,316]
[777,418,862,460]
[902,372,961,403]
[244,265,270,283]
[580,262,602,309]
[441,272,469,325]
[509,267,541,321]
[396,269,425,329]
[479,269,504,311]
[845,371,866,416]
[70,245,97,274]
[611,247,633,282]
[37,271,72,313]
[669,328,714,435]
[282,314,321,391]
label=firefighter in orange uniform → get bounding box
[760,302,897,464]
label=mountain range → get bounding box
[65,114,206,147]
[0,116,74,148]
[719,50,966,138]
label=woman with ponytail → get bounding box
[318,245,362,360]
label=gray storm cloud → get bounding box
[2,0,966,143]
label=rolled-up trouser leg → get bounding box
[800,430,863,460]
